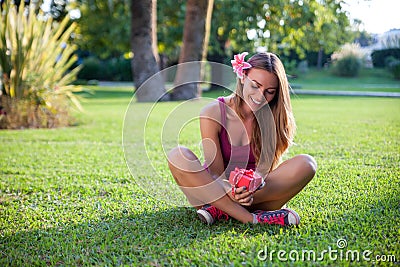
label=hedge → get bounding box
[371,48,400,67]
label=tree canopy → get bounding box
[71,0,355,66]
[157,0,353,66]
[74,0,130,59]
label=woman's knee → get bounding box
[296,154,317,178]
[167,146,200,173]
[168,146,197,161]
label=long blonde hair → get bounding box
[233,52,296,174]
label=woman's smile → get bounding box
[250,95,263,105]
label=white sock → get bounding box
[252,213,258,224]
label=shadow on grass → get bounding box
[0,206,269,265]
[2,193,398,266]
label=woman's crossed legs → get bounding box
[167,146,316,225]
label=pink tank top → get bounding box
[218,97,256,175]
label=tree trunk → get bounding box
[207,37,228,91]
[131,0,169,102]
[171,0,213,100]
[317,47,323,69]
[151,0,160,65]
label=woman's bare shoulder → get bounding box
[200,99,221,120]
[201,96,232,116]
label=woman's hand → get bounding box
[230,186,254,206]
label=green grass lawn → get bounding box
[1,86,399,266]
[290,68,400,93]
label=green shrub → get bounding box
[77,57,107,80]
[385,56,400,79]
[282,59,297,75]
[0,1,82,129]
[371,48,400,68]
[107,57,132,81]
[78,56,132,81]
[331,43,364,77]
[331,55,362,77]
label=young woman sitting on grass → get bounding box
[168,52,317,226]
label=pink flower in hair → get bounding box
[231,52,252,78]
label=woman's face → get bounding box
[240,68,279,112]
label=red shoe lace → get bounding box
[207,206,229,221]
[257,211,286,225]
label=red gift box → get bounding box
[229,167,263,195]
